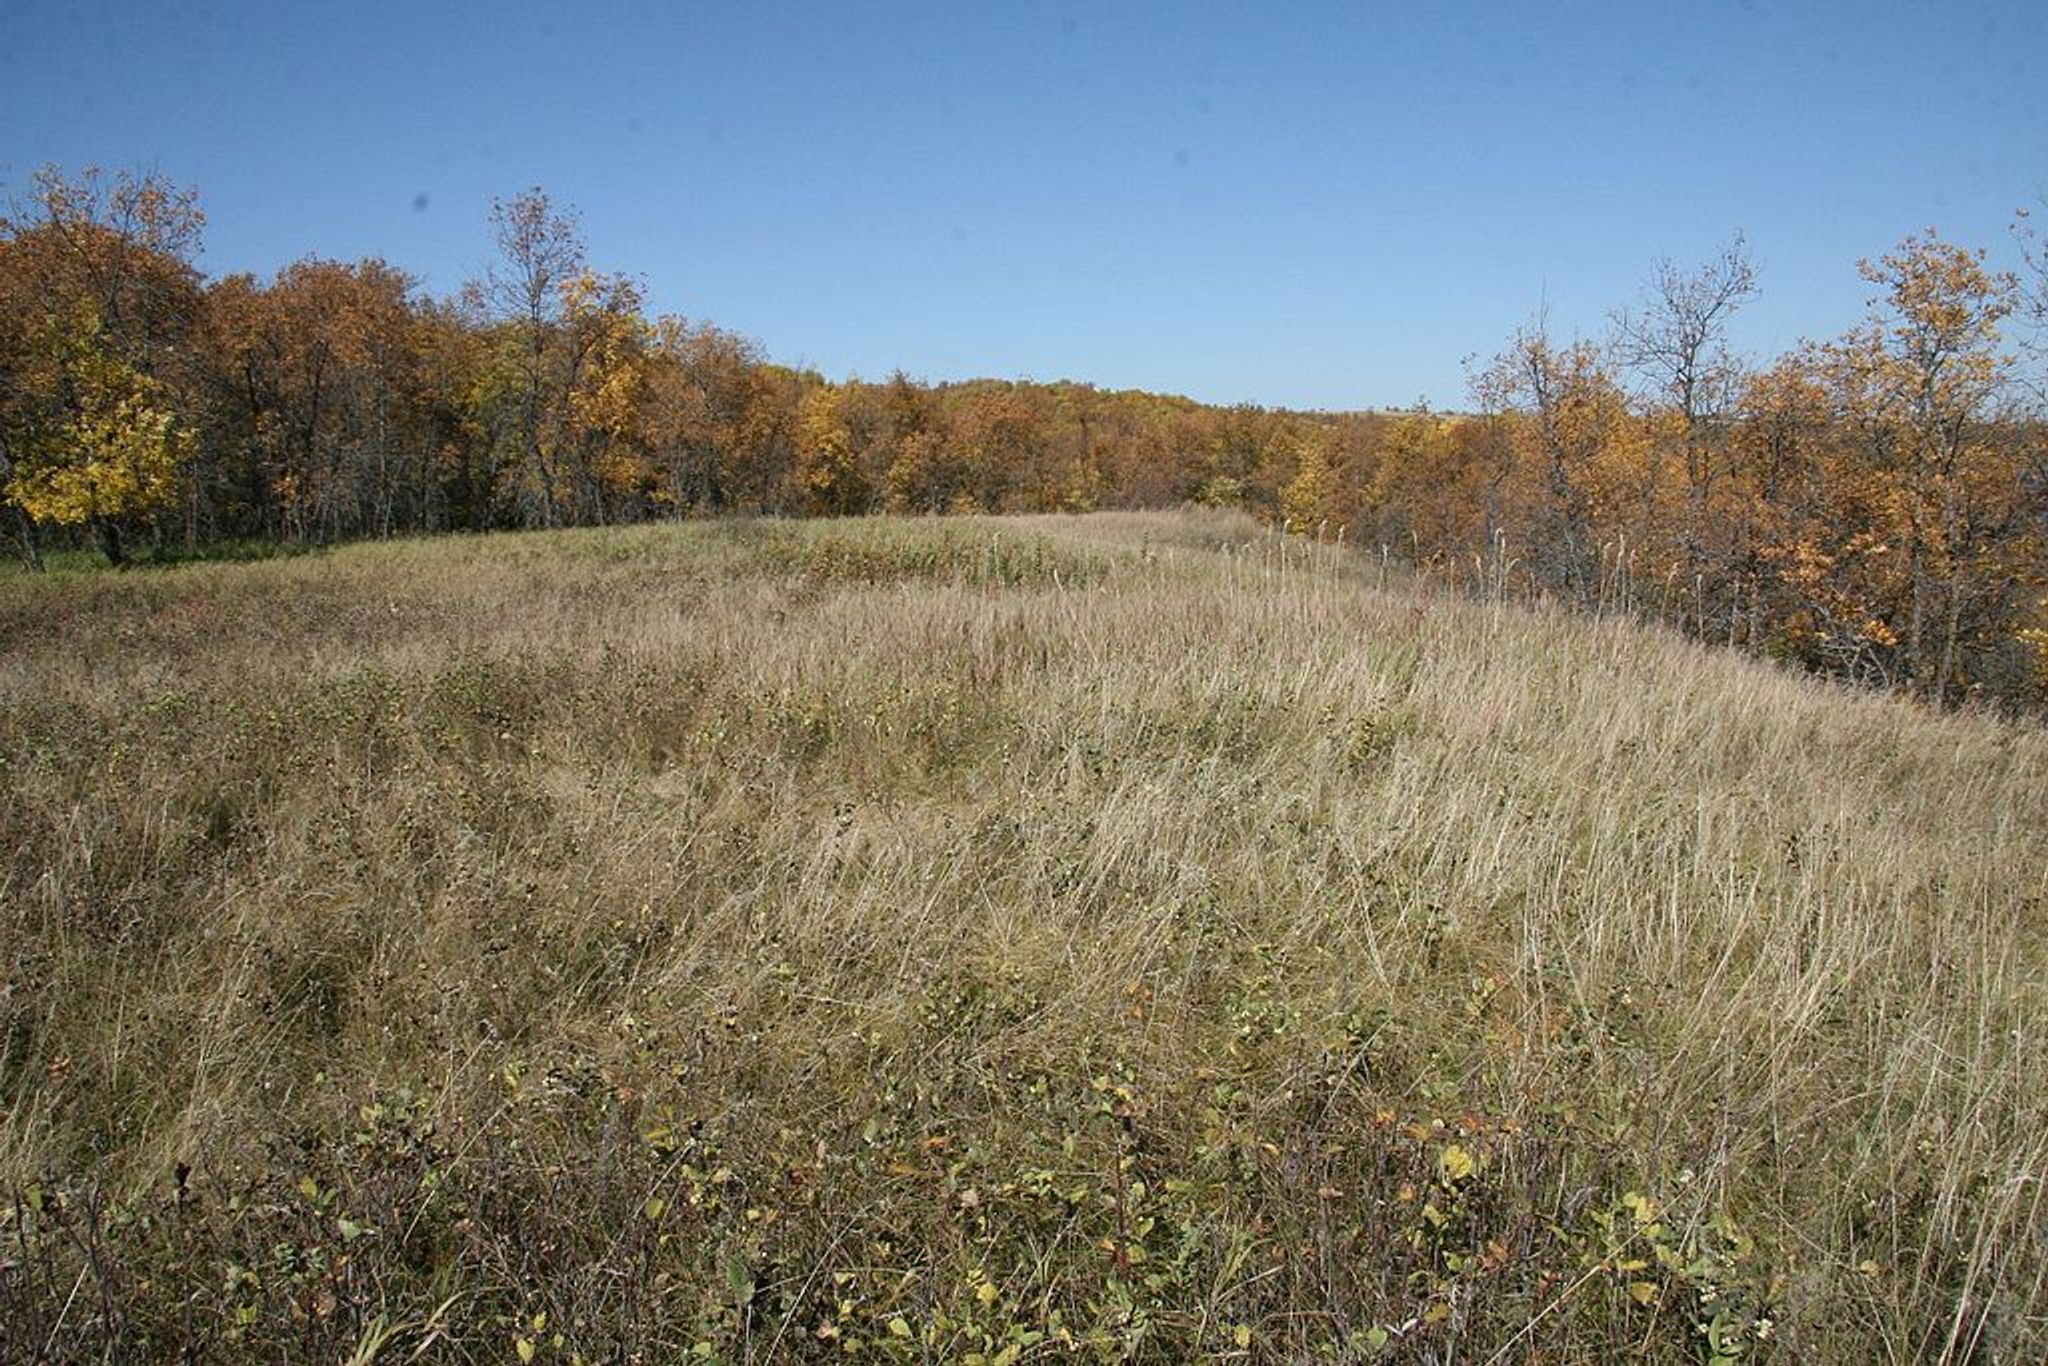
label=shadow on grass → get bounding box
[0,538,329,578]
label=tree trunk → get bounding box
[94,516,128,567]
[0,434,42,572]
[10,503,41,573]
[1936,576,1965,706]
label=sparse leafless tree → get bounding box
[2010,198,2048,408]
[1613,234,1759,429]
[483,188,586,525]
[1611,235,1759,589]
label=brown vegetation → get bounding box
[3,511,2043,1360]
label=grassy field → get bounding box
[1,510,2043,1362]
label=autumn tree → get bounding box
[1181,403,1285,513]
[1279,426,1344,534]
[1,166,204,367]
[639,319,773,513]
[3,302,190,563]
[1353,410,1514,584]
[795,383,868,514]
[1039,384,1113,513]
[1721,350,1939,683]
[0,167,206,563]
[1471,320,1645,603]
[1612,235,1759,603]
[557,270,657,521]
[1819,233,2028,701]
[196,258,435,541]
[948,382,1056,512]
[474,188,588,525]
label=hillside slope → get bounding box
[2,511,2043,1361]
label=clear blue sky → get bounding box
[4,1,2043,409]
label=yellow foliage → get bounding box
[5,305,188,528]
[796,385,864,513]
[1280,429,1343,534]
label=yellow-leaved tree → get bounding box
[1817,232,2025,701]
[795,384,867,514]
[560,270,656,518]
[5,302,190,564]
[1279,427,1344,535]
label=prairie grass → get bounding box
[1,509,2043,1362]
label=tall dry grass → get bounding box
[0,509,2042,1361]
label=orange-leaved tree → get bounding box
[1818,232,2030,702]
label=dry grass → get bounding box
[1,509,2043,1362]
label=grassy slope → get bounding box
[1,511,2043,1362]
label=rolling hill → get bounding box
[2,511,2043,1361]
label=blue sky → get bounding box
[3,1,2043,409]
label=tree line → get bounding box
[2,167,2045,708]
